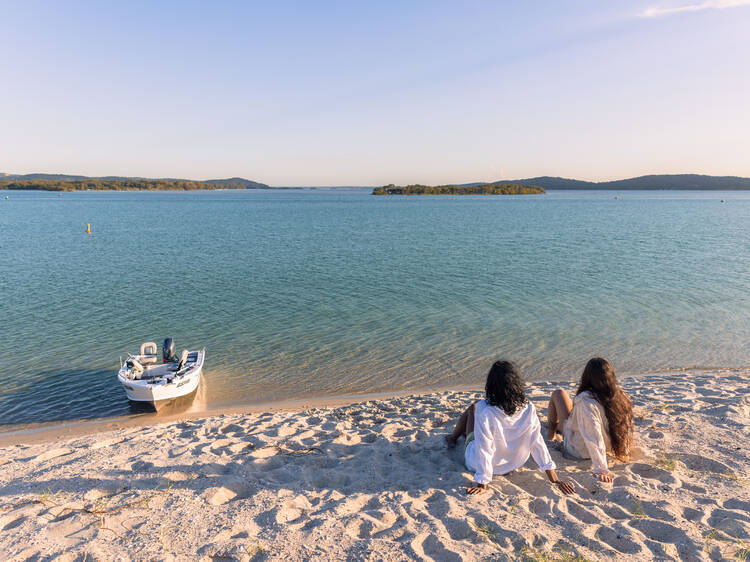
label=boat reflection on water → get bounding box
[128,376,208,417]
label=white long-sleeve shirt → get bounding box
[465,400,556,485]
[563,391,612,474]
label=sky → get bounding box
[1,0,749,186]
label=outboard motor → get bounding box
[162,338,177,363]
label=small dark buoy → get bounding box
[721,199,725,203]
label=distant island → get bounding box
[373,183,545,195]
[0,174,268,191]
[462,174,750,191]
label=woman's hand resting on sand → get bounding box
[595,472,613,483]
[466,483,487,494]
[553,480,576,494]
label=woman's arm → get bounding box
[529,412,557,471]
[577,400,612,482]
[466,404,495,494]
[528,410,575,494]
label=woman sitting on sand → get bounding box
[547,357,634,483]
[446,360,575,495]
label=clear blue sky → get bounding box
[1,0,749,186]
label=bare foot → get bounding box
[445,435,458,449]
[546,423,557,441]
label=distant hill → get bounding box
[0,173,269,189]
[373,183,545,195]
[464,174,750,190]
[203,177,268,189]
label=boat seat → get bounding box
[177,349,189,371]
[127,358,144,375]
[140,342,158,364]
[168,350,190,372]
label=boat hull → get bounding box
[120,367,201,402]
[118,348,204,406]
[128,385,200,413]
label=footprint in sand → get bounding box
[0,514,26,531]
[563,500,601,524]
[606,489,677,521]
[219,422,245,435]
[440,516,474,541]
[724,498,750,513]
[274,495,312,525]
[628,463,680,486]
[682,507,706,522]
[682,481,707,494]
[333,493,370,517]
[345,509,399,539]
[678,453,733,474]
[627,519,698,554]
[410,531,463,562]
[708,508,750,539]
[308,468,350,490]
[228,441,256,454]
[264,423,297,438]
[595,523,643,554]
[600,503,632,520]
[203,479,248,505]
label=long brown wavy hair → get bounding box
[485,360,527,416]
[576,358,633,460]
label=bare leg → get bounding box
[446,402,477,448]
[547,389,573,440]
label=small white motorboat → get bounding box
[118,338,204,407]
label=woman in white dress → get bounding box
[447,360,575,495]
[547,357,634,483]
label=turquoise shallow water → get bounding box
[1,188,748,425]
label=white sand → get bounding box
[0,369,748,561]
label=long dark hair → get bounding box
[576,357,633,460]
[485,360,527,415]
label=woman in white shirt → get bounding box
[547,358,634,483]
[446,361,575,495]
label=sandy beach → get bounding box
[1,369,748,561]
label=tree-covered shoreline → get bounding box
[0,179,254,192]
[372,182,545,195]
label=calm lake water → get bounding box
[1,189,748,425]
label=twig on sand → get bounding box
[720,471,750,487]
[275,445,324,456]
[505,496,522,522]
[518,544,592,562]
[470,518,496,542]
[648,403,675,414]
